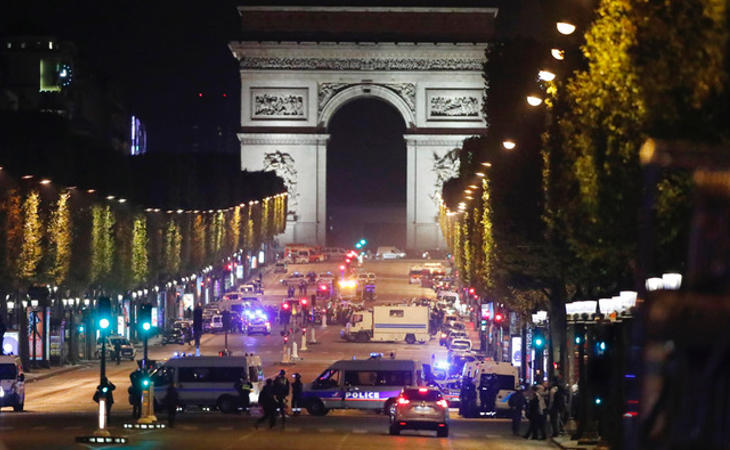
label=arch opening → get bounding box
[326,97,407,249]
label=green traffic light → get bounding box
[142,378,150,388]
[142,322,151,331]
[78,325,85,333]
[355,243,362,249]
[99,318,110,330]
[359,239,367,245]
[595,397,602,405]
[535,338,543,347]
[575,336,582,344]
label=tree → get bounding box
[191,214,205,267]
[163,218,182,276]
[131,215,148,285]
[90,205,115,284]
[18,191,43,282]
[47,191,72,286]
[2,190,23,286]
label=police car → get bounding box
[0,355,24,412]
[302,358,423,416]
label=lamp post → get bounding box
[30,299,39,369]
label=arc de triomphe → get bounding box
[230,5,496,250]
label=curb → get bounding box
[551,437,596,450]
[25,364,87,384]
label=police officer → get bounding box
[274,370,290,423]
[235,376,252,415]
[291,373,303,415]
[509,386,527,436]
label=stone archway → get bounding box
[230,6,495,250]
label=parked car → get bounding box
[389,386,449,437]
[274,262,288,273]
[161,328,186,345]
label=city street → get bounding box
[0,260,549,449]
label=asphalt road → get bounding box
[0,259,552,449]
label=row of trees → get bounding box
[0,176,287,295]
[440,0,729,372]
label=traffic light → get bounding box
[494,312,504,323]
[533,328,545,349]
[480,319,487,331]
[222,310,231,330]
[139,304,152,334]
[300,297,308,307]
[96,297,112,332]
[468,287,476,295]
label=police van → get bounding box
[461,360,518,416]
[0,355,25,412]
[152,355,264,413]
[302,358,423,416]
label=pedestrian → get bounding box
[128,369,143,419]
[166,383,179,428]
[235,376,252,415]
[508,386,527,436]
[113,339,122,365]
[524,385,546,440]
[255,379,278,429]
[536,384,548,439]
[291,373,303,415]
[274,369,290,424]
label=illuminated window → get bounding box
[48,41,54,50]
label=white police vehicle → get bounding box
[302,358,423,416]
[152,355,264,413]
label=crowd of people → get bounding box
[507,378,570,440]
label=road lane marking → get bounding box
[352,428,368,434]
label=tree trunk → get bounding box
[549,280,568,381]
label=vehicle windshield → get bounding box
[0,363,17,379]
[111,338,130,345]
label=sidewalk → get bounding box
[24,362,90,384]
[551,435,598,450]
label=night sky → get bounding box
[2,0,532,241]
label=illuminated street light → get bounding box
[475,172,485,177]
[465,195,474,200]
[556,21,576,35]
[468,184,478,189]
[526,96,543,107]
[118,198,126,203]
[40,179,52,185]
[87,189,96,193]
[106,195,115,200]
[21,175,33,180]
[502,140,517,150]
[481,162,492,167]
[551,49,565,60]
[464,189,471,194]
[538,70,556,82]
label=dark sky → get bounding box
[1,0,242,153]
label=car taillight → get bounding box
[397,397,410,405]
[436,399,448,408]
[418,387,428,393]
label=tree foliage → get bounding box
[48,191,72,285]
[18,191,43,282]
[131,215,148,285]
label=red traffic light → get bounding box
[339,265,345,271]
[282,302,290,310]
[468,287,475,295]
[345,258,351,264]
[300,298,308,306]
[495,313,504,322]
[319,284,328,291]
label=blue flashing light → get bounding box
[434,361,450,370]
[624,374,636,379]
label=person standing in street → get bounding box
[113,340,122,365]
[509,386,527,436]
[524,386,546,440]
[128,369,143,419]
[274,369,290,424]
[166,383,179,428]
[291,373,303,415]
[255,379,277,429]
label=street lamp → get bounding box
[538,70,556,82]
[645,277,664,292]
[526,95,544,106]
[502,140,517,150]
[551,49,565,60]
[556,21,577,35]
[662,273,682,290]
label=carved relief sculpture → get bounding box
[242,57,483,72]
[426,89,483,121]
[251,88,308,120]
[431,148,461,207]
[318,82,416,114]
[263,151,299,218]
